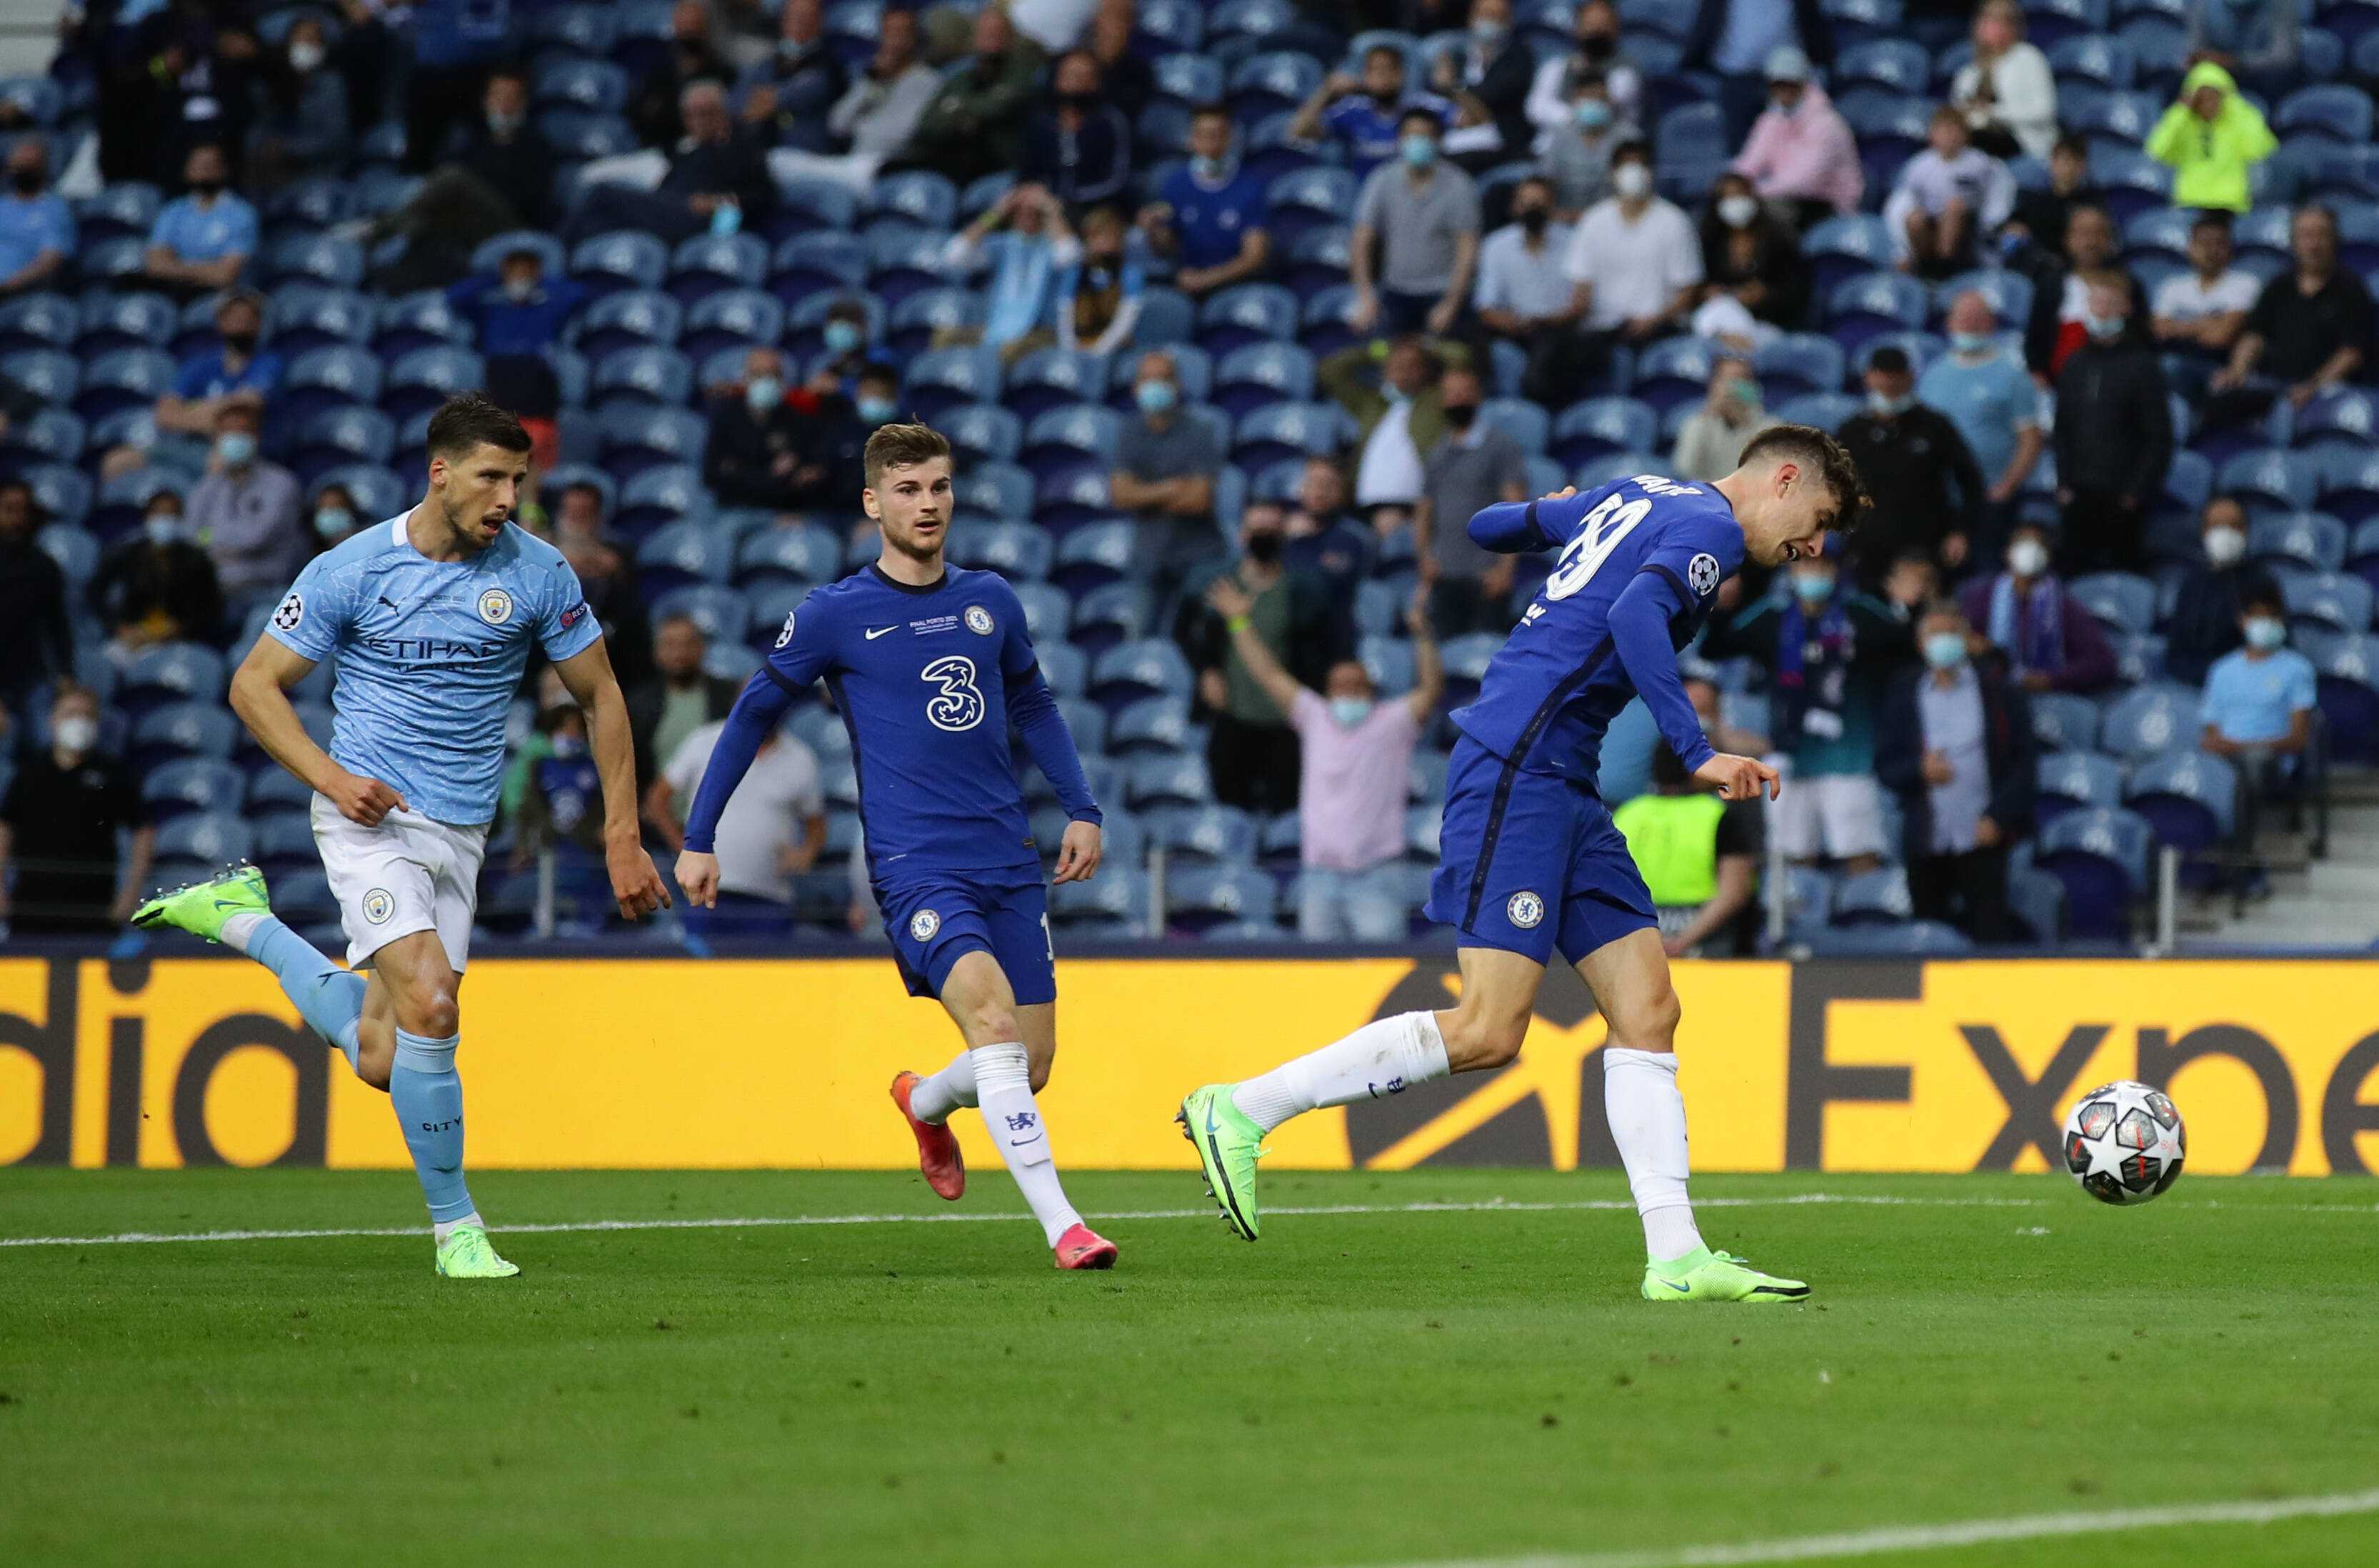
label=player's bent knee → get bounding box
[1612,984,1682,1054]
[1440,1009,1528,1070]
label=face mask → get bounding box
[289,39,326,71]
[1398,134,1437,169]
[708,202,743,238]
[488,110,526,136]
[1191,154,1228,181]
[1518,206,1548,234]
[1442,401,1478,429]
[1580,32,1616,60]
[221,329,259,355]
[1924,631,1968,670]
[1471,19,1506,43]
[1867,390,1913,416]
[1573,99,1611,130]
[502,276,536,302]
[779,34,813,56]
[1613,163,1652,200]
[1791,572,1833,603]
[857,394,898,423]
[1329,696,1374,728]
[1951,330,1994,355]
[2085,312,2123,339]
[190,176,224,196]
[2203,526,2247,567]
[2008,538,2050,578]
[1728,375,1762,406]
[2244,616,2286,650]
[1136,379,1178,415]
[823,319,862,354]
[1059,91,1096,111]
[746,376,783,412]
[1718,194,1758,228]
[9,169,41,196]
[53,715,99,755]
[314,506,351,538]
[144,515,181,547]
[1244,531,1283,564]
[216,431,256,467]
[1773,93,1800,118]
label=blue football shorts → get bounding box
[875,866,1057,1006]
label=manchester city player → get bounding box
[136,395,669,1278]
[675,422,1118,1270]
[1180,426,1868,1302]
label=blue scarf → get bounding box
[1987,573,2064,676]
[1775,590,1853,743]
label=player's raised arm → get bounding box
[1466,483,1584,554]
[552,636,670,920]
[1203,576,1308,719]
[230,603,409,827]
[998,586,1103,884]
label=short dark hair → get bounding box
[426,392,532,461]
[1650,743,1690,790]
[1399,104,1441,132]
[1920,595,1968,627]
[1867,345,1910,376]
[1736,423,1872,536]
[1190,101,1232,124]
[2052,131,2090,161]
[1611,138,1652,166]
[857,362,899,388]
[1364,42,1404,67]
[2243,582,2287,617]
[2190,209,2234,236]
[863,421,951,489]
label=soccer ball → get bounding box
[2062,1080,2185,1205]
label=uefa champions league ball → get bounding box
[2062,1081,2186,1205]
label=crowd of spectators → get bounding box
[3,0,2370,947]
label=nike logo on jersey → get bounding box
[865,626,897,639]
[377,596,399,610]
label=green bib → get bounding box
[1612,793,1728,907]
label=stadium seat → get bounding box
[2035,749,2125,827]
[2224,446,2322,514]
[1478,398,1549,456]
[902,345,1003,421]
[938,404,1023,468]
[72,347,176,422]
[668,232,768,306]
[958,462,1036,526]
[1832,866,1915,925]
[574,288,683,362]
[0,292,76,355]
[2249,511,2348,573]
[1772,393,1862,431]
[954,521,1053,583]
[2308,631,2379,760]
[1213,342,1316,420]
[263,233,364,290]
[615,463,710,537]
[2277,84,2374,146]
[129,701,239,774]
[1836,38,1930,94]
[150,810,254,879]
[34,523,98,591]
[1152,803,1257,863]
[118,641,227,718]
[679,288,783,365]
[1631,336,1720,414]
[1198,283,1300,354]
[2100,682,2203,759]
[1825,272,1930,353]
[1802,214,1896,292]
[2125,749,2238,848]
[2283,570,2375,633]
[1091,639,1194,703]
[2068,572,2157,635]
[1049,865,1148,933]
[2030,690,2101,752]
[1231,401,1340,469]
[311,463,406,522]
[19,463,91,528]
[2035,805,2153,939]
[769,231,867,310]
[1551,396,1658,466]
[1006,348,1108,419]
[1127,750,1213,810]
[1360,635,1417,696]
[1071,581,1150,648]
[863,171,958,236]
[1749,336,1846,401]
[141,757,245,823]
[1654,101,1728,198]
[282,344,385,423]
[1802,921,1975,955]
[1167,865,1278,930]
[636,521,736,597]
[76,291,176,353]
[598,403,708,478]
[590,346,693,411]
[886,288,983,355]
[382,346,485,420]
[570,231,670,298]
[1111,696,1198,758]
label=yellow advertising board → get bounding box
[4,954,2378,1175]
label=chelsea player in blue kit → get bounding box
[136,396,670,1277]
[675,423,1119,1270]
[1183,426,1870,1302]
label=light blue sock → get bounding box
[245,916,367,1070]
[390,1030,475,1225]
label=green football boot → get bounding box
[1641,1245,1809,1302]
[132,864,271,944]
[1177,1084,1267,1242]
[435,1224,520,1279]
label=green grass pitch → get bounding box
[3,1168,2376,1567]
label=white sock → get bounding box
[969,1042,1083,1247]
[1603,1047,1705,1262]
[1229,1011,1451,1134]
[431,1210,484,1245]
[907,1050,976,1125]
[219,910,266,954]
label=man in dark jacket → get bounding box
[2023,203,2148,382]
[738,0,848,151]
[1432,0,1538,170]
[702,346,815,510]
[569,81,777,245]
[1876,599,2036,943]
[626,615,744,793]
[1022,51,1133,211]
[366,68,560,291]
[1837,345,1988,594]
[1683,0,1835,149]
[0,478,71,721]
[2053,273,2173,578]
[891,6,1039,190]
[631,0,741,148]
[2164,496,2276,684]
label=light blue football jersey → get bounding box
[266,514,600,825]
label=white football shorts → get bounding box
[1771,771,1888,862]
[309,795,489,970]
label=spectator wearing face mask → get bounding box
[1683,0,1838,151]
[738,0,848,151]
[2023,202,2148,383]
[365,69,559,287]
[1282,458,1376,636]
[91,491,224,653]
[786,362,895,519]
[446,246,588,456]
[1474,177,1587,405]
[1430,0,1537,166]
[1561,141,1703,367]
[1113,351,1227,596]
[1956,521,2118,693]
[1704,551,1921,875]
[246,15,350,190]
[1875,598,2035,943]
[705,346,823,511]
[1023,51,1134,211]
[1178,508,1346,815]
[1884,107,2016,281]
[1614,742,1766,958]
[309,481,366,549]
[1052,208,1145,355]
[2053,273,2173,578]
[891,6,1043,189]
[938,182,1076,363]
[1536,71,1633,220]
[1528,0,1644,136]
[0,685,155,938]
[0,137,74,298]
[1698,170,1811,333]
[155,291,282,448]
[1838,345,1987,592]
[1143,104,1273,301]
[1296,43,1459,184]
[1350,108,1482,339]
[1415,366,1531,638]
[2165,496,2277,685]
[1731,46,1862,230]
[763,6,939,194]
[807,297,893,398]
[2201,581,2315,775]
[1918,291,2043,568]
[1673,358,1781,483]
[186,404,306,614]
[1207,576,1443,940]
[145,144,259,301]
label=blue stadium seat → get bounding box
[129,701,239,773]
[1826,271,1929,353]
[668,232,768,304]
[1033,463,1118,530]
[768,231,867,308]
[273,345,382,429]
[776,179,858,236]
[2068,571,2157,635]
[1551,396,1659,466]
[1478,398,1549,456]
[957,461,1035,524]
[1006,348,1108,419]
[1021,403,1123,471]
[311,463,406,522]
[948,519,1052,581]
[1049,865,1147,933]
[247,767,319,816]
[1229,49,1324,119]
[78,236,149,285]
[886,288,983,354]
[0,291,76,353]
[1653,101,1728,198]
[271,286,376,355]
[635,520,736,595]
[539,109,638,159]
[73,347,176,421]
[1631,336,1719,414]
[2123,206,2195,264]
[532,3,618,57]
[1208,0,1299,51]
[589,345,693,410]
[74,182,160,242]
[1361,635,1417,695]
[251,813,319,872]
[1071,581,1151,647]
[2250,511,2349,573]
[1934,268,2033,329]
[1575,450,1663,491]
[116,641,226,717]
[2,347,78,407]
[2091,146,2174,219]
[863,171,958,235]
[2275,84,2374,146]
[938,403,1023,466]
[263,233,364,290]
[574,288,683,362]
[1803,216,1898,296]
[1832,866,1914,925]
[1142,1,1206,55]
[141,758,246,824]
[18,463,90,528]
[1772,392,1862,431]
[1013,581,1073,648]
[2100,682,2203,758]
[265,179,353,231]
[903,344,1003,419]
[1748,335,1846,401]
[2030,690,2101,751]
[743,583,811,651]
[862,227,950,306]
[535,57,629,114]
[2293,386,2379,451]
[2047,34,2136,89]
[2125,749,2238,847]
[648,584,748,646]
[374,288,469,359]
[1228,401,1338,468]
[1152,802,1257,862]
[2309,631,2379,759]
[1213,341,1316,420]
[1092,639,1194,703]
[75,291,176,353]
[1128,750,1213,809]
[1836,39,1930,94]
[1803,922,1975,955]
[291,404,396,481]
[2223,447,2321,514]
[382,346,485,419]
[616,463,710,536]
[2035,805,2152,940]
[735,522,842,587]
[2323,449,2379,523]
[2283,570,2375,632]
[570,230,670,297]
[1281,224,1353,302]
[6,408,86,467]
[149,810,254,881]
[681,288,783,363]
[1168,865,1278,930]
[2035,749,2125,827]
[1198,283,1300,353]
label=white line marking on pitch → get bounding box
[0,1190,2369,1250]
[1353,1487,2379,1568]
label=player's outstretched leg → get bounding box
[891,1060,968,1200]
[939,953,1113,1269]
[373,933,516,1279]
[1578,930,1807,1303]
[135,866,369,1072]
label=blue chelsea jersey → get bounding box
[761,564,1063,876]
[266,515,601,825]
[1452,475,1746,792]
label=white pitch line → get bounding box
[0,1190,2370,1250]
[1353,1487,2379,1568]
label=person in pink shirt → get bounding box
[1206,579,1445,941]
[1731,46,1863,231]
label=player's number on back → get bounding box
[1543,495,1654,602]
[922,655,986,732]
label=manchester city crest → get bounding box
[476,587,515,625]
